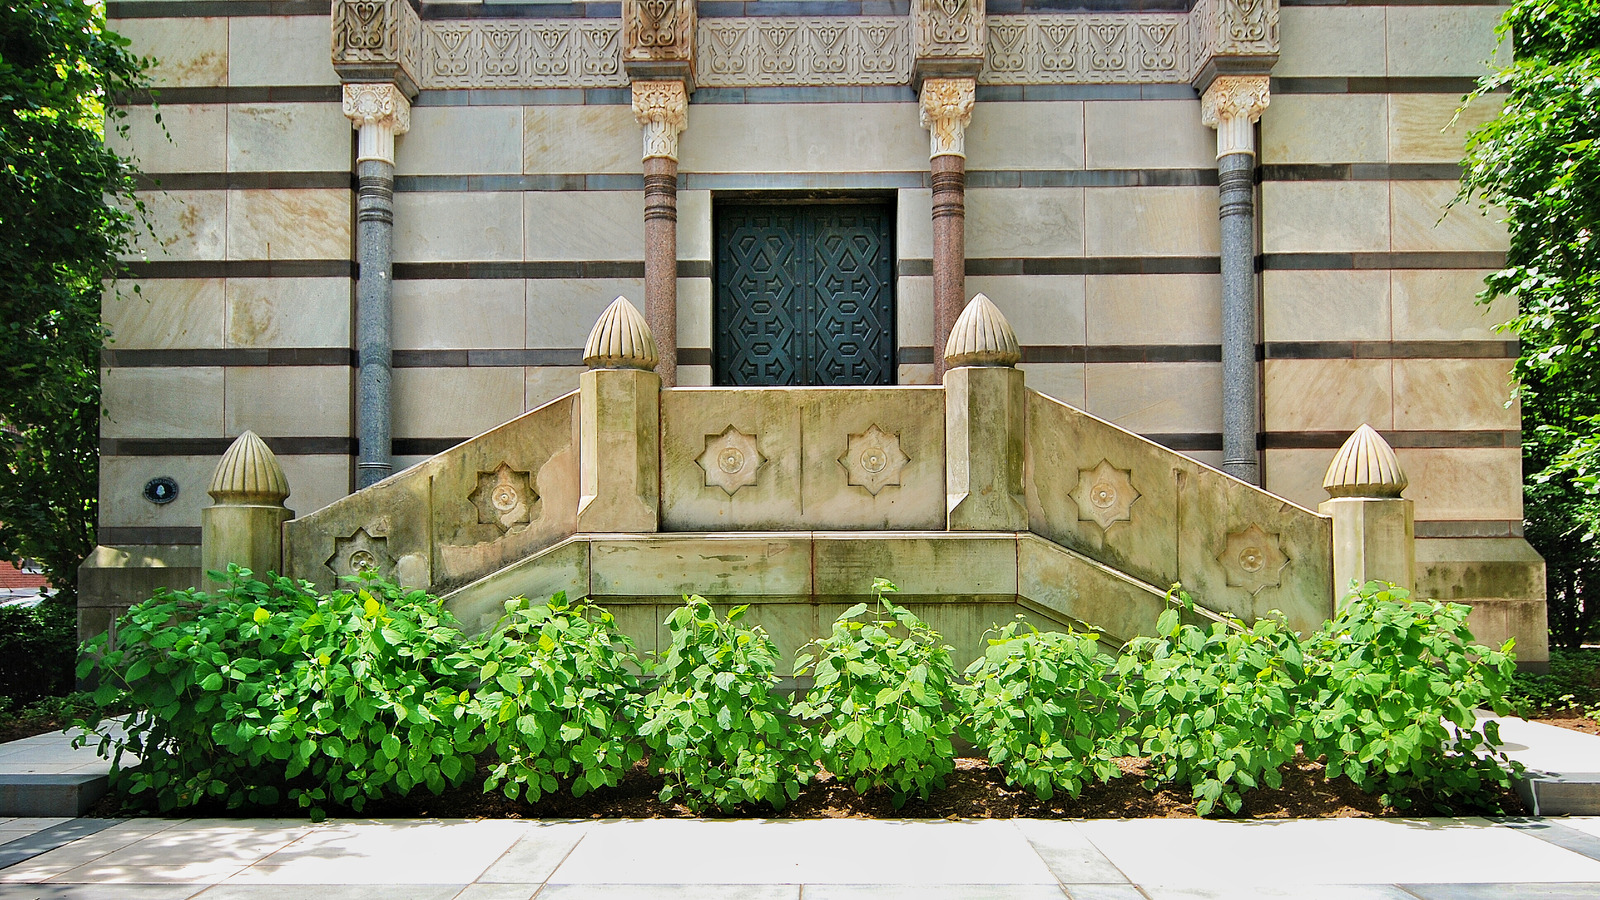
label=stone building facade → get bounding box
[86,0,1546,659]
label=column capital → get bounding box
[918,77,976,159]
[632,79,689,162]
[1200,74,1270,157]
[342,83,411,164]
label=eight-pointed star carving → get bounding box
[327,527,394,578]
[1070,459,1140,531]
[698,425,765,496]
[1217,523,1288,594]
[839,424,910,496]
[469,462,537,533]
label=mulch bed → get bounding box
[1538,716,1600,736]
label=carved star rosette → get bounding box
[839,424,910,496]
[1218,523,1288,594]
[328,527,395,578]
[1070,459,1140,531]
[698,425,765,496]
[469,462,537,534]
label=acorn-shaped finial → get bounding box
[583,296,658,371]
[208,431,290,505]
[944,293,1021,368]
[1324,424,1408,499]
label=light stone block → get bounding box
[112,17,228,88]
[104,279,226,350]
[275,454,352,521]
[227,278,351,348]
[1019,534,1174,644]
[896,276,933,347]
[1083,362,1222,434]
[394,280,524,350]
[1274,7,1386,78]
[678,190,711,262]
[226,189,351,260]
[227,103,350,173]
[677,277,712,350]
[1086,186,1220,257]
[524,105,639,176]
[967,102,1085,170]
[1262,181,1389,254]
[126,190,226,261]
[226,17,339,86]
[108,104,226,173]
[578,367,658,534]
[224,366,352,437]
[102,367,224,439]
[1083,100,1215,170]
[1321,495,1416,597]
[1390,269,1511,341]
[444,539,589,636]
[1392,358,1516,431]
[677,104,926,174]
[524,192,643,261]
[678,364,712,386]
[898,363,936,385]
[812,534,1018,599]
[527,278,646,348]
[398,106,523,176]
[100,455,215,529]
[1391,180,1508,253]
[394,368,525,439]
[970,276,1087,346]
[1263,447,1336,513]
[967,188,1084,259]
[1263,270,1391,343]
[897,189,932,261]
[589,535,813,600]
[1416,536,1546,605]
[1389,94,1504,164]
[525,369,583,409]
[1019,363,1084,408]
[1263,358,1393,432]
[1396,447,1523,522]
[284,458,436,591]
[1260,94,1387,165]
[395,192,522,262]
[1387,6,1510,78]
[1085,274,1220,345]
[947,366,1028,531]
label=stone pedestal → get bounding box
[944,294,1028,531]
[1319,496,1415,602]
[200,431,294,585]
[578,297,662,533]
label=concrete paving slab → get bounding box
[1060,888,1148,900]
[803,886,1070,899]
[451,885,542,900]
[0,885,207,899]
[1403,885,1600,900]
[226,820,528,884]
[1130,888,1415,899]
[1012,820,1131,884]
[195,885,469,899]
[1500,818,1600,863]
[547,819,1057,886]
[0,819,121,873]
[1560,817,1600,840]
[535,887,801,900]
[474,821,591,884]
[1484,716,1600,815]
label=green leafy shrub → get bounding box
[1115,588,1306,816]
[791,579,961,806]
[1300,581,1523,812]
[640,596,812,811]
[468,593,643,802]
[1506,648,1600,718]
[77,568,482,817]
[960,617,1131,800]
[0,599,76,703]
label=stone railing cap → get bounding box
[584,296,660,371]
[1323,423,1408,499]
[945,293,1021,367]
[208,430,290,504]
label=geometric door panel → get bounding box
[715,203,894,386]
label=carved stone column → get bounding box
[920,77,975,380]
[632,80,688,387]
[1201,75,1269,486]
[343,83,410,488]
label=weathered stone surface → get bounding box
[284,469,435,593]
[442,537,590,636]
[201,431,294,584]
[578,368,660,534]
[946,365,1027,531]
[813,532,1017,601]
[590,533,813,600]
[1321,495,1415,597]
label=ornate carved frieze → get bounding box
[342,83,410,164]
[1189,0,1278,88]
[332,0,422,95]
[840,425,910,496]
[419,21,625,90]
[915,0,987,70]
[696,18,910,87]
[1218,523,1288,594]
[919,77,975,159]
[979,15,1190,84]
[1070,460,1139,532]
[632,79,689,161]
[623,0,695,81]
[699,426,765,496]
[1200,74,1270,156]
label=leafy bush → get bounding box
[791,579,961,805]
[77,569,482,817]
[640,597,812,811]
[1299,582,1523,812]
[1115,589,1306,816]
[1506,648,1600,718]
[468,593,643,802]
[961,617,1131,800]
[0,599,76,703]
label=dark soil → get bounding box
[82,753,1529,821]
[1538,716,1600,736]
[0,717,74,745]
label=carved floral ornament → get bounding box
[469,463,537,534]
[342,83,411,165]
[1200,75,1270,157]
[331,0,421,90]
[699,425,765,496]
[915,0,987,59]
[918,77,975,159]
[328,527,395,579]
[840,424,910,496]
[1218,523,1288,594]
[631,80,689,162]
[1070,459,1140,532]
[624,0,695,61]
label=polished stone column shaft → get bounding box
[643,155,679,387]
[920,77,976,379]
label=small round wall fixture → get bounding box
[143,477,179,505]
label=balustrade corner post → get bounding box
[631,80,689,388]
[201,431,295,586]
[1318,425,1416,606]
[943,295,1029,531]
[578,298,663,534]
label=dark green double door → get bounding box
[714,203,895,386]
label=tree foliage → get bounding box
[1460,0,1600,646]
[0,0,148,599]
